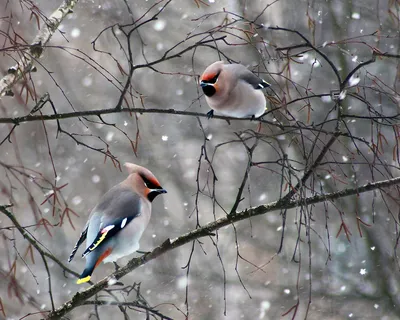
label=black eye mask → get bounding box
[201,72,220,84]
[140,174,161,189]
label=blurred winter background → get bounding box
[1,0,400,319]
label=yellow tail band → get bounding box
[76,275,91,284]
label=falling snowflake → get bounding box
[71,28,81,38]
[348,74,360,87]
[153,20,166,31]
[72,196,82,205]
[92,175,100,183]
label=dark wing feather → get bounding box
[82,215,135,257]
[68,224,88,262]
[84,186,142,255]
[228,64,270,90]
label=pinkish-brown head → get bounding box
[124,162,167,202]
[199,61,226,98]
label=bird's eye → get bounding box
[141,174,160,189]
[209,72,220,84]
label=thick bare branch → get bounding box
[0,0,77,97]
[37,175,400,319]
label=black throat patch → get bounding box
[202,85,216,97]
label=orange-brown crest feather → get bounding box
[201,72,218,81]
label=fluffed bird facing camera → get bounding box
[68,163,167,284]
[200,61,270,119]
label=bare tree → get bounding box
[1,0,400,319]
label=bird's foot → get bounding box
[206,110,214,119]
[136,250,150,255]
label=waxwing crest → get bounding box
[124,162,167,202]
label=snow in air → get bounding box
[374,304,379,309]
[283,289,290,294]
[339,90,347,100]
[162,135,168,141]
[310,58,321,67]
[106,132,114,142]
[359,268,367,275]
[259,301,270,319]
[71,28,81,38]
[92,175,100,183]
[348,74,360,87]
[321,95,332,103]
[107,277,117,285]
[72,196,82,205]
[342,156,349,162]
[371,246,375,250]
[298,53,308,61]
[177,276,188,289]
[351,12,360,20]
[44,190,54,197]
[82,76,93,87]
[153,20,166,31]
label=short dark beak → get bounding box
[151,188,167,195]
[147,188,167,202]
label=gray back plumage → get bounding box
[86,185,142,248]
[225,64,268,89]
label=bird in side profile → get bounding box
[68,163,167,284]
[199,61,270,119]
